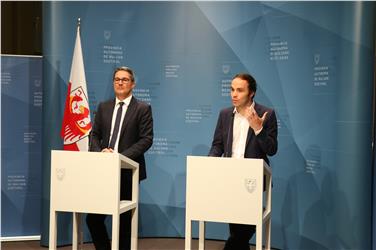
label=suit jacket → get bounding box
[209,102,278,164]
[90,96,153,181]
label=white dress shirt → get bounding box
[109,95,132,152]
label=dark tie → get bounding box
[109,102,124,149]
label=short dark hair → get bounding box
[233,73,257,94]
[113,66,135,82]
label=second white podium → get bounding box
[185,156,272,250]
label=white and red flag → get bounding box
[61,22,92,151]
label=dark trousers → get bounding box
[223,223,256,250]
[86,170,133,250]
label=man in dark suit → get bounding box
[87,66,153,250]
[209,73,278,250]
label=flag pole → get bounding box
[75,19,84,250]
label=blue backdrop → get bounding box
[40,2,375,249]
[1,56,43,237]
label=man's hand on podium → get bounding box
[102,148,114,153]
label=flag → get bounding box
[61,22,92,151]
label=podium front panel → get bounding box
[51,151,120,214]
[186,156,264,225]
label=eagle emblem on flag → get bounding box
[61,84,91,145]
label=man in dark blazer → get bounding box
[87,66,153,250]
[209,73,278,250]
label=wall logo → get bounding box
[314,54,320,65]
[244,178,257,193]
[34,79,41,87]
[104,30,111,41]
[222,64,230,74]
[56,168,65,181]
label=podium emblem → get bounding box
[56,168,65,181]
[244,178,256,193]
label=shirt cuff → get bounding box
[255,127,263,135]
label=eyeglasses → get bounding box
[114,77,132,84]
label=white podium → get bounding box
[49,150,139,250]
[185,156,272,250]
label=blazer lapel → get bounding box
[106,99,116,135]
[227,110,235,157]
[119,97,137,136]
[245,128,254,149]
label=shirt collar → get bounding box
[233,101,255,114]
[115,95,132,107]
